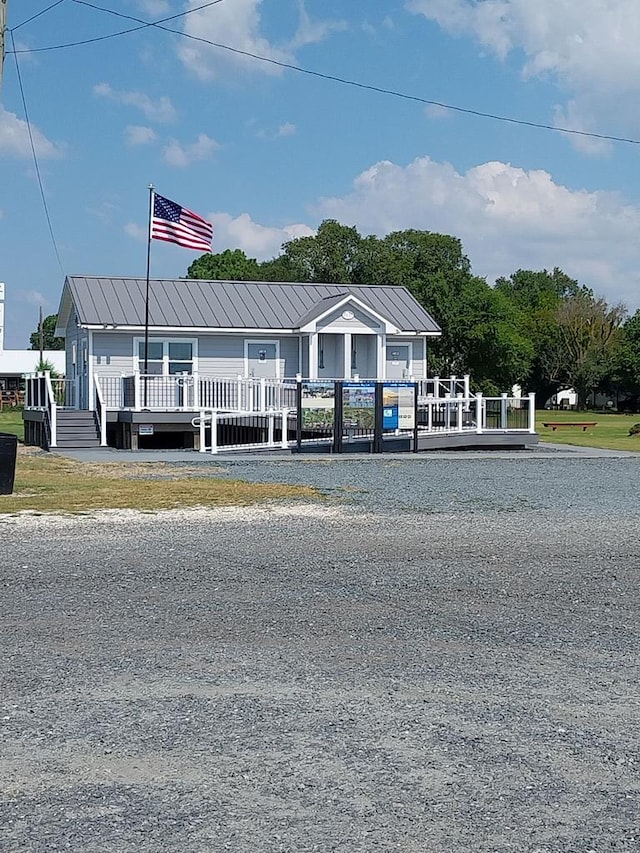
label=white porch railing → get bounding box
[418,393,536,435]
[193,409,291,454]
[23,371,58,448]
[93,373,299,413]
[23,372,536,451]
[416,375,470,401]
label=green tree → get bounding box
[495,268,583,404]
[187,249,261,281]
[186,224,546,394]
[29,314,64,350]
[267,220,363,283]
[605,310,640,406]
[554,292,626,408]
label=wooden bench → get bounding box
[542,421,597,431]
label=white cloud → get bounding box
[93,83,176,123]
[291,2,346,49]
[277,122,297,138]
[86,201,121,224]
[135,0,170,14]
[15,288,47,307]
[178,0,293,80]
[124,125,157,146]
[125,222,147,242]
[406,0,640,143]
[209,212,314,259]
[178,0,343,80]
[314,155,640,310]
[257,121,297,140]
[424,104,451,121]
[0,106,63,159]
[163,133,220,167]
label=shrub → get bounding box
[628,423,640,436]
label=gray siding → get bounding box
[197,335,244,376]
[91,332,302,379]
[279,336,299,378]
[93,332,137,376]
[411,339,426,378]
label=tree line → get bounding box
[187,220,639,409]
[34,219,639,409]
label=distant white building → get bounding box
[0,282,65,391]
[512,383,577,409]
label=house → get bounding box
[23,275,539,452]
[55,276,442,400]
[24,276,444,449]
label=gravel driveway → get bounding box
[1,455,639,852]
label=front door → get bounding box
[247,342,278,378]
[386,344,410,379]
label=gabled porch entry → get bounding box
[300,293,426,380]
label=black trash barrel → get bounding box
[0,432,18,495]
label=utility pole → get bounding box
[39,306,44,365]
[0,0,6,93]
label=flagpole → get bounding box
[143,183,154,407]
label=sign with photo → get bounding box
[383,382,416,430]
[301,381,335,429]
[342,382,376,430]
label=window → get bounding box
[136,339,196,375]
[168,342,193,375]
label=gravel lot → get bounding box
[2,454,640,852]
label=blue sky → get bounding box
[2,0,640,347]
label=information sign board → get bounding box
[382,382,416,430]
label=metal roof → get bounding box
[60,277,441,334]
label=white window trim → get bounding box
[133,336,199,375]
[244,339,281,378]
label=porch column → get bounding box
[343,333,352,380]
[377,333,386,380]
[309,333,318,379]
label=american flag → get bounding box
[151,193,213,252]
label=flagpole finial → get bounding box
[148,183,155,191]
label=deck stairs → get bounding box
[55,410,101,449]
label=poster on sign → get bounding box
[383,383,415,430]
[342,382,376,429]
[301,381,335,429]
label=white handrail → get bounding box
[43,371,57,448]
[94,374,108,446]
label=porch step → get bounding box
[55,410,101,448]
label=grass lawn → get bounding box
[0,406,24,442]
[0,409,317,515]
[536,409,640,452]
[0,449,318,514]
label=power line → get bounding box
[12,0,640,148]
[6,0,640,149]
[9,29,64,276]
[7,0,225,52]
[13,0,68,31]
